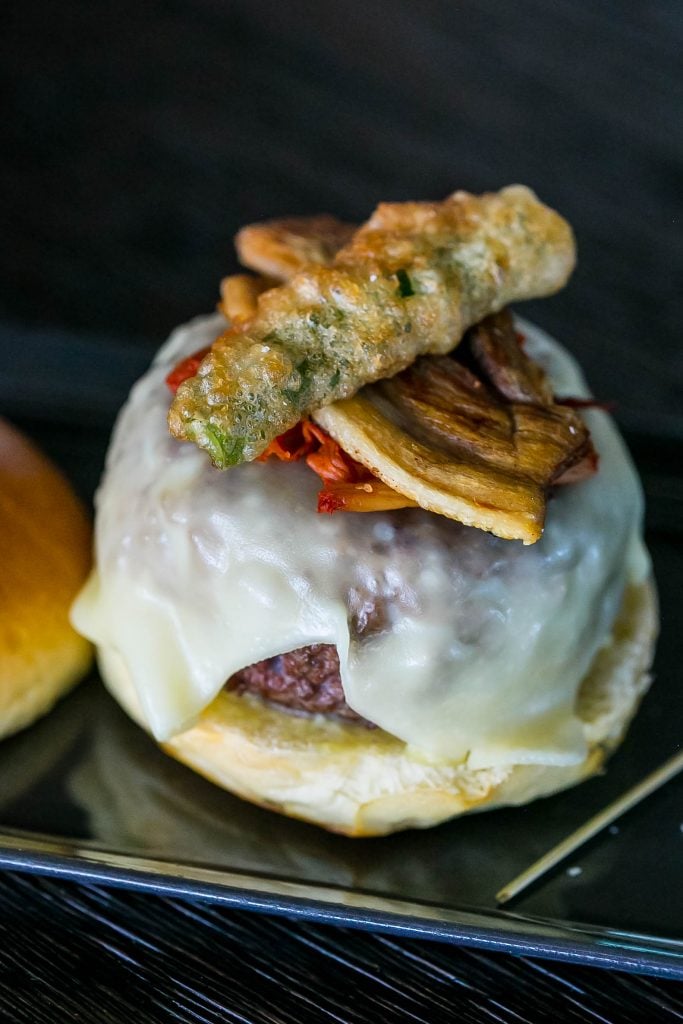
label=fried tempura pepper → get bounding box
[168,186,575,468]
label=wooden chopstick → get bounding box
[496,749,683,905]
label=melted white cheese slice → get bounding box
[72,315,649,767]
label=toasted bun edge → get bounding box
[97,576,657,836]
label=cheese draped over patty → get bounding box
[72,315,649,767]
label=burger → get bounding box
[72,186,657,836]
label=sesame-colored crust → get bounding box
[0,418,92,739]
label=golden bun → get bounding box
[0,418,92,739]
[98,578,657,836]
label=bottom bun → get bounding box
[99,578,657,837]
[0,419,92,740]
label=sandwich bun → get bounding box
[97,577,656,836]
[0,418,92,739]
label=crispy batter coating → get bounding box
[169,186,575,467]
[219,274,276,325]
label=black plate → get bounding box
[0,345,681,980]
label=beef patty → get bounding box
[226,644,373,726]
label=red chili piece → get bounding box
[165,347,212,394]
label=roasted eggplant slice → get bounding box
[236,215,356,281]
[314,312,595,543]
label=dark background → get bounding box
[2,2,683,1021]
[2,0,682,437]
